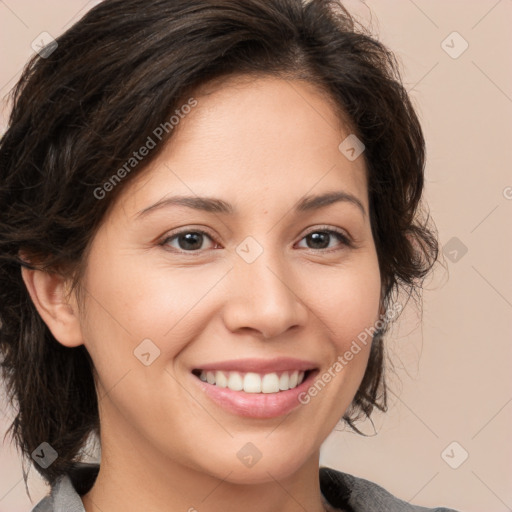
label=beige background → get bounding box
[1,1,511,511]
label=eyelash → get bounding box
[158,226,353,255]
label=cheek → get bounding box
[311,257,382,396]
[316,258,382,345]
[292,263,381,442]
[78,254,227,378]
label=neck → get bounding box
[82,454,328,512]
[81,416,328,512]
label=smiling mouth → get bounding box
[192,369,314,393]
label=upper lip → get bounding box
[193,357,317,374]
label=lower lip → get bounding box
[193,371,318,419]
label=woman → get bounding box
[0,0,459,511]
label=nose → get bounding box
[221,248,309,340]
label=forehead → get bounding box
[115,74,368,219]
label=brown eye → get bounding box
[161,230,216,252]
[297,229,352,251]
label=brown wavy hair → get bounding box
[0,0,438,488]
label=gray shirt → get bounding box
[30,463,460,512]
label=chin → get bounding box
[197,443,315,485]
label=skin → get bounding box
[22,75,383,512]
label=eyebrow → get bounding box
[135,191,366,219]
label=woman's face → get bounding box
[77,75,382,483]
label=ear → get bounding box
[20,263,84,348]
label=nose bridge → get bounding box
[224,239,307,338]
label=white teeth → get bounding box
[279,372,289,390]
[215,370,228,388]
[198,370,308,393]
[227,372,243,391]
[243,372,261,393]
[261,373,280,393]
